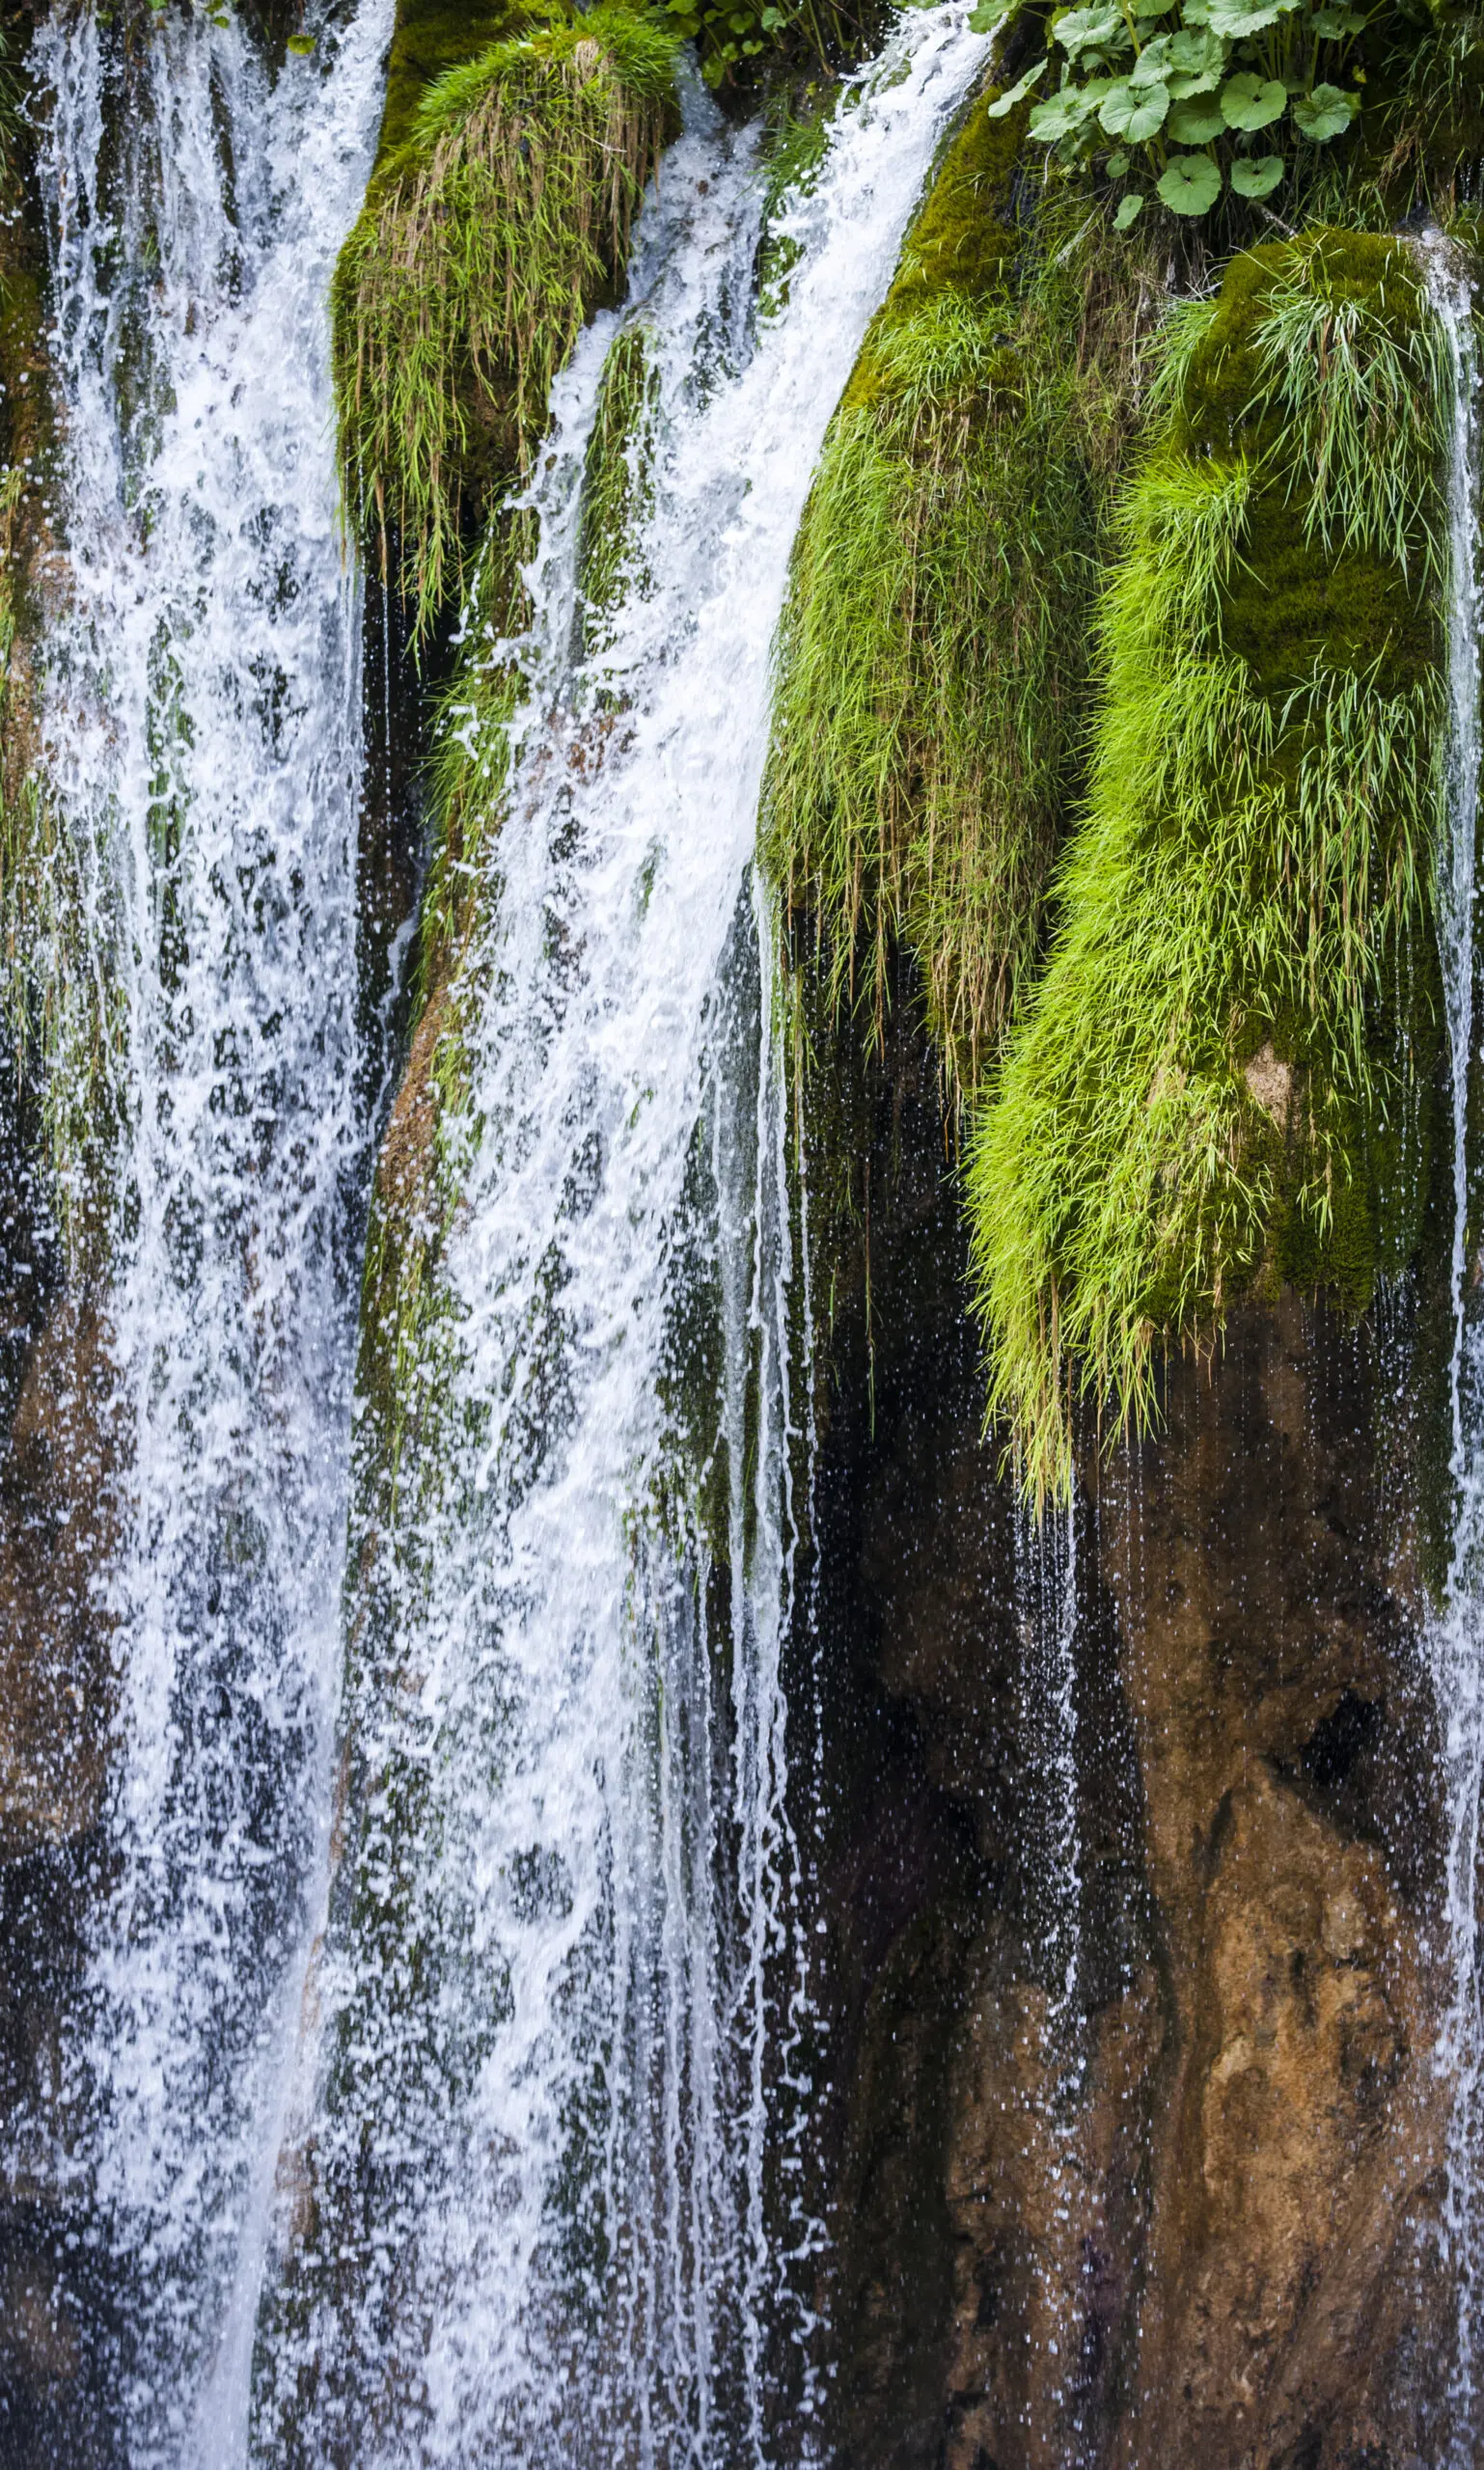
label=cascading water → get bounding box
[19,4,389,2456]
[248,14,995,2461]
[1012,1494,1084,2401]
[1421,233,1484,2457]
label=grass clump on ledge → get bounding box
[967,231,1452,1508]
[761,91,1158,1099]
[333,0,679,632]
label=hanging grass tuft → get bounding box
[760,95,1159,1100]
[966,231,1452,1508]
[333,3,679,633]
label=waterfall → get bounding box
[1015,1499,1082,2052]
[250,13,994,2461]
[20,4,390,2457]
[1420,233,1484,2456]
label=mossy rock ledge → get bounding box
[968,228,1454,1504]
[333,0,681,627]
[762,84,1156,1099]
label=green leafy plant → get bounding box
[659,0,878,89]
[991,0,1367,224]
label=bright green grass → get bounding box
[761,96,1156,1099]
[967,230,1451,1506]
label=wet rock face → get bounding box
[811,1065,1454,2468]
[1102,1300,1451,2470]
[0,1262,121,2465]
[0,1291,117,1860]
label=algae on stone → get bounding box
[967,232,1452,1505]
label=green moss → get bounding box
[966,231,1452,1506]
[860,91,1024,336]
[761,95,1156,1099]
[575,317,658,645]
[368,0,537,172]
[333,1,680,633]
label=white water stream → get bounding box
[1421,235,1484,2459]
[26,5,389,2459]
[245,14,994,2463]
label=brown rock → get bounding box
[0,1290,118,1859]
[815,1107,1455,2469]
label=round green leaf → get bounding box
[1207,0,1296,32]
[1114,190,1145,228]
[1165,24,1226,92]
[1168,96,1224,139]
[1102,74,1169,134]
[1054,4,1126,56]
[1292,80,1359,139]
[1105,147,1131,173]
[1157,150,1223,211]
[1030,83,1103,139]
[1311,3,1364,31]
[1229,150,1284,194]
[1126,80,1170,135]
[1221,69,1286,126]
[1097,76,1136,128]
[1129,34,1172,81]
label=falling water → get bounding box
[1011,1493,1086,2432]
[1015,1498,1082,2050]
[251,14,995,2461]
[22,4,390,2456]
[1419,233,1484,2455]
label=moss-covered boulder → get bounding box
[333,0,680,628]
[968,231,1453,1503]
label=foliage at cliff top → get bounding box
[984,0,1484,237]
[967,231,1451,1506]
[332,0,678,632]
[988,0,1367,229]
[660,0,881,89]
[761,86,1157,1100]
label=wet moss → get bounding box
[0,113,124,1268]
[575,317,658,645]
[368,0,538,174]
[967,231,1454,1504]
[763,91,1158,1100]
[333,0,680,630]
[842,92,1025,404]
